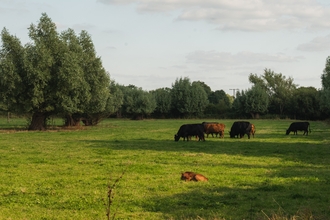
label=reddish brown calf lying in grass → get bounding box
[181,171,208,182]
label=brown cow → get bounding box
[181,171,208,182]
[202,122,225,138]
[250,124,256,138]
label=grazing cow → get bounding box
[250,124,256,138]
[181,171,208,182]
[229,121,252,139]
[286,122,311,135]
[202,122,226,138]
[174,124,205,141]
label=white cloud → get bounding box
[106,46,117,50]
[98,0,330,32]
[97,0,135,5]
[72,23,96,31]
[186,50,303,67]
[297,34,330,51]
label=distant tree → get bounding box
[120,85,156,120]
[249,69,297,116]
[320,56,330,116]
[0,13,110,130]
[244,85,269,118]
[105,81,124,118]
[204,101,229,118]
[189,82,209,117]
[288,87,320,120]
[170,77,208,118]
[231,90,249,118]
[205,90,231,117]
[208,90,230,106]
[171,77,191,117]
[151,87,172,118]
[193,81,212,97]
[82,80,123,123]
[227,94,234,106]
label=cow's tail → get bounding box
[309,124,311,134]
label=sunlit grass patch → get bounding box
[0,118,329,219]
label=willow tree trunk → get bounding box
[28,112,47,131]
[250,112,260,119]
[65,114,81,127]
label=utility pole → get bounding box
[229,88,239,98]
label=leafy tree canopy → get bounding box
[151,87,172,117]
[245,85,269,118]
[0,13,110,130]
[288,86,320,120]
[319,56,330,115]
[249,68,297,115]
[120,85,156,120]
[170,77,208,117]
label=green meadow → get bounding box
[0,118,329,220]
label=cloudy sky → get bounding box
[1,0,330,94]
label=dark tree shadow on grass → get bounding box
[140,178,330,219]
[83,138,330,219]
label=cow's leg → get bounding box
[198,133,205,141]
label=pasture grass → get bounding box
[0,118,329,219]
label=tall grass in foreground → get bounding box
[0,118,329,219]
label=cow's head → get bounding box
[229,131,235,138]
[174,134,180,141]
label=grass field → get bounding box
[0,118,329,220]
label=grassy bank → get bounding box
[0,118,329,219]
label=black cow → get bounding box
[229,121,252,139]
[286,122,311,135]
[174,124,205,141]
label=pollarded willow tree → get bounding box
[0,13,110,130]
[320,56,330,116]
[119,85,156,120]
[244,85,269,118]
[288,86,320,120]
[205,89,231,117]
[231,90,248,117]
[103,80,124,119]
[151,87,172,118]
[60,29,111,126]
[249,69,297,116]
[170,77,208,118]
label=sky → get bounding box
[1,0,330,94]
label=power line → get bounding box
[229,88,240,97]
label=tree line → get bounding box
[1,14,330,131]
[113,68,329,121]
